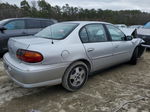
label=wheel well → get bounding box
[71,59,91,72]
[62,59,91,81]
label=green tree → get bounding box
[38,0,52,18]
[1,0,150,25]
[20,0,31,16]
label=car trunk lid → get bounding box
[8,36,50,60]
[8,38,29,59]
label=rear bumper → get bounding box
[3,53,69,88]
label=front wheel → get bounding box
[130,47,139,65]
[138,45,145,58]
[62,61,89,92]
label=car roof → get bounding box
[115,24,126,26]
[61,21,112,25]
[0,18,57,22]
[0,18,57,25]
[9,17,54,20]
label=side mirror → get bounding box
[126,36,133,41]
[0,26,7,33]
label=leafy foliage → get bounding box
[0,0,150,25]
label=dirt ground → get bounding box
[0,51,150,112]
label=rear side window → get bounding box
[40,20,53,28]
[86,24,107,42]
[80,28,89,43]
[26,19,41,29]
[80,24,107,43]
[4,20,25,30]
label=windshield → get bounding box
[0,20,5,25]
[35,23,78,39]
[144,22,150,29]
[0,19,10,25]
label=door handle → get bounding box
[87,48,94,52]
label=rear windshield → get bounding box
[144,22,150,29]
[35,23,78,40]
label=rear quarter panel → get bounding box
[27,26,92,70]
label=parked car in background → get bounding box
[0,17,57,55]
[3,21,144,91]
[119,28,135,36]
[136,22,150,48]
[129,25,143,29]
[115,24,127,28]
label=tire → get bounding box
[0,53,4,58]
[138,45,145,58]
[62,61,89,92]
[130,47,139,65]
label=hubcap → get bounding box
[69,66,86,87]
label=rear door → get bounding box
[80,23,114,71]
[26,19,42,35]
[2,19,27,50]
[106,24,134,64]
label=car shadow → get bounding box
[0,51,148,108]
[0,54,3,58]
[89,62,129,78]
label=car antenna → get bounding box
[50,25,54,44]
[51,38,54,44]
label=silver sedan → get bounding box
[3,21,144,91]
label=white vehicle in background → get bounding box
[115,24,127,28]
[119,28,135,36]
[129,25,143,29]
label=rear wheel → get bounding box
[0,52,5,58]
[130,47,139,65]
[62,61,89,92]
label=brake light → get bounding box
[16,49,43,63]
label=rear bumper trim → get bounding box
[3,53,69,88]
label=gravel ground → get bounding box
[0,52,150,112]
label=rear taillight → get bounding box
[16,49,43,63]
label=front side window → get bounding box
[4,20,25,30]
[85,24,107,42]
[35,23,78,40]
[0,19,10,25]
[106,25,125,41]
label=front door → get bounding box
[106,25,134,64]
